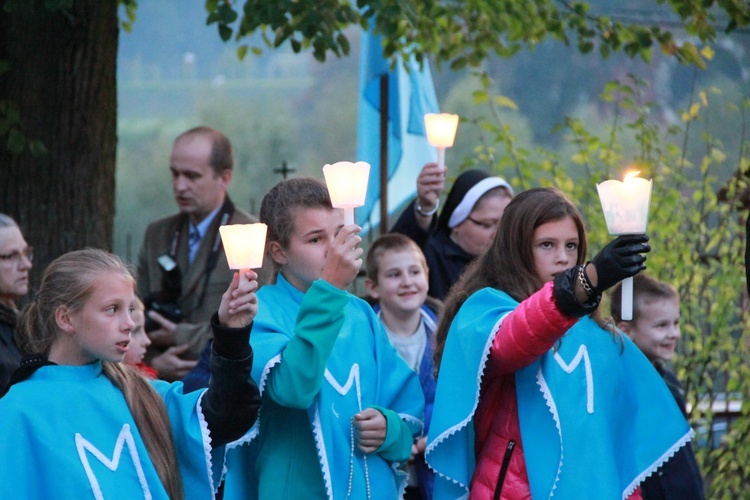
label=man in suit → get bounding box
[137,126,258,381]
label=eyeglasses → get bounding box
[466,216,499,231]
[0,247,34,264]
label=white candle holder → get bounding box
[219,223,268,286]
[424,113,459,171]
[596,171,652,320]
[322,161,371,225]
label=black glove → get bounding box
[590,234,650,293]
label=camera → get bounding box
[144,299,184,333]
[143,253,184,333]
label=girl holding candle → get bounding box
[391,164,514,300]
[426,188,694,499]
[222,177,424,499]
[0,248,261,499]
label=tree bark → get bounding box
[0,0,118,286]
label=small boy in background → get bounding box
[611,274,705,500]
[365,233,440,500]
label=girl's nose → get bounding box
[124,314,136,332]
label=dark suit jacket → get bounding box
[136,199,258,359]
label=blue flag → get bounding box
[356,30,439,231]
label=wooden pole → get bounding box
[379,74,389,235]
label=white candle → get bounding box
[621,276,634,320]
[424,113,459,170]
[597,170,652,320]
[322,161,370,225]
[219,223,268,286]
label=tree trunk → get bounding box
[0,0,118,287]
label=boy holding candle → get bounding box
[611,274,705,499]
[222,177,424,499]
[364,233,440,499]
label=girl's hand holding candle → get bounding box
[596,171,653,320]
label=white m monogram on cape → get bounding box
[553,344,594,413]
[324,363,362,409]
[75,423,152,500]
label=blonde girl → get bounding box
[0,248,261,499]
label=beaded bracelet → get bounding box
[415,198,439,217]
[577,264,594,296]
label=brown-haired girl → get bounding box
[0,248,261,499]
[426,188,694,499]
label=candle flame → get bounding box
[624,170,641,182]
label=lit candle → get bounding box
[596,170,652,320]
[424,113,459,171]
[219,223,268,286]
[322,161,371,225]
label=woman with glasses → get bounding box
[0,214,32,393]
[392,165,514,300]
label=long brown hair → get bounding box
[433,188,588,373]
[18,249,184,499]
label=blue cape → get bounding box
[225,275,424,499]
[426,287,694,499]
[0,362,222,499]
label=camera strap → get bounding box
[167,196,236,315]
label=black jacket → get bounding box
[0,304,23,394]
[641,364,705,500]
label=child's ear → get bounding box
[268,241,287,265]
[364,278,380,300]
[54,306,75,335]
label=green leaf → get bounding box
[217,4,238,24]
[493,95,518,110]
[218,23,232,42]
[472,89,489,105]
[205,0,219,13]
[450,57,467,71]
[237,45,248,60]
[337,33,350,56]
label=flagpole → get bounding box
[379,73,389,236]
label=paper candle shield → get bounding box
[596,174,652,235]
[424,113,459,148]
[219,223,268,269]
[322,161,371,208]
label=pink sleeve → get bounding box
[487,282,578,376]
[628,486,643,500]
